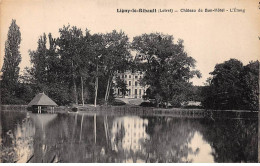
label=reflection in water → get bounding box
[0,110,258,163]
[0,112,35,163]
[188,131,214,163]
[143,117,203,162]
[111,116,149,162]
[200,118,258,163]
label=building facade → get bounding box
[113,70,148,99]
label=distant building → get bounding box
[113,70,148,98]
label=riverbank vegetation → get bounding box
[1,20,258,111]
[201,59,259,111]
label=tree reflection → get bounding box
[142,117,203,163]
[0,111,34,163]
[0,111,258,163]
[199,118,258,162]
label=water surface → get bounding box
[0,110,258,163]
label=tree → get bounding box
[29,33,48,87]
[210,59,244,110]
[28,32,70,105]
[115,76,128,96]
[240,61,259,110]
[202,59,259,111]
[102,30,131,104]
[57,25,85,105]
[1,19,22,104]
[132,33,201,107]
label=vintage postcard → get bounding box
[0,0,259,163]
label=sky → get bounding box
[0,0,259,85]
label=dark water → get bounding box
[0,110,258,163]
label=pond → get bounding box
[0,110,258,163]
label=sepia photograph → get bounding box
[0,0,259,163]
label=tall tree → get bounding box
[132,33,201,107]
[29,33,48,87]
[202,59,259,111]
[29,32,71,105]
[102,30,131,104]
[240,61,259,110]
[57,25,84,105]
[78,29,94,105]
[1,19,22,104]
[210,59,244,110]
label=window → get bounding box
[140,76,142,79]
[139,89,141,95]
[129,75,131,78]
[135,89,137,95]
[125,75,127,78]
[129,81,131,86]
[135,76,138,79]
[135,82,138,86]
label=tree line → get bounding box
[201,59,259,111]
[1,20,258,110]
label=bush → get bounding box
[140,102,156,107]
[111,99,126,106]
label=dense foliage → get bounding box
[1,20,258,110]
[201,59,259,111]
[132,33,201,107]
[27,26,131,105]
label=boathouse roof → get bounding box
[28,92,58,106]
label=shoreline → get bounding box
[1,104,258,119]
[0,104,258,113]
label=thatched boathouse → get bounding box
[28,93,57,113]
